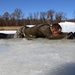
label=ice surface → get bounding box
[0,38,75,75]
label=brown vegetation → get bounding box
[0,8,75,28]
[0,26,21,30]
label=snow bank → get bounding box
[26,25,35,27]
[0,30,16,34]
[59,22,75,32]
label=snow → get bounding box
[0,30,16,34]
[59,21,75,32]
[0,38,75,75]
[26,25,35,28]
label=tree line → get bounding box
[0,8,75,26]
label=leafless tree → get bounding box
[34,12,39,19]
[29,13,33,24]
[2,12,10,20]
[47,9,55,20]
[10,13,15,20]
[13,8,24,20]
[29,13,33,20]
[40,12,47,24]
[73,11,75,19]
[12,8,24,26]
[47,9,55,24]
[55,12,66,22]
[0,15,2,19]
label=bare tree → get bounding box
[47,9,55,20]
[47,9,55,24]
[2,12,10,26]
[0,15,2,19]
[34,12,39,19]
[29,13,33,20]
[55,12,66,22]
[73,11,75,19]
[13,8,24,20]
[40,12,46,19]
[10,13,15,20]
[2,12,10,20]
[12,8,24,26]
[29,13,33,24]
[40,12,46,24]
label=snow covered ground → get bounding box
[0,38,75,75]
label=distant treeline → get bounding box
[0,8,75,26]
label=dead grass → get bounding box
[0,26,22,30]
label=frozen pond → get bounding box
[0,38,75,75]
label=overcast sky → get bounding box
[0,0,75,19]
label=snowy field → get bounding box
[0,38,75,75]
